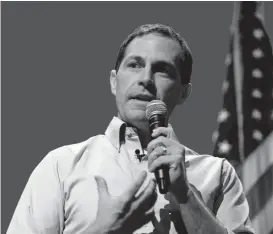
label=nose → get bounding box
[138,65,154,88]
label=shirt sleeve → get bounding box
[214,159,255,234]
[6,151,64,234]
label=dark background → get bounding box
[2,2,273,233]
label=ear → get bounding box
[110,70,117,96]
[177,83,192,105]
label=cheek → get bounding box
[155,80,181,113]
[116,72,137,100]
[156,80,180,100]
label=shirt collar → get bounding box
[105,117,126,151]
[105,116,180,152]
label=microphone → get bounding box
[135,149,146,162]
[146,100,170,194]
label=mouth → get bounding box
[131,94,155,102]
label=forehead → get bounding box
[124,33,182,63]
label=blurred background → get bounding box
[2,2,273,233]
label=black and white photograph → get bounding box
[2,1,273,234]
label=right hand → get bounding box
[90,171,157,234]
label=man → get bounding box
[7,24,255,234]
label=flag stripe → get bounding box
[251,195,273,234]
[246,164,273,220]
[239,132,273,194]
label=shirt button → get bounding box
[126,129,132,138]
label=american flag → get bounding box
[212,2,273,234]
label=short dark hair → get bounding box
[114,23,193,85]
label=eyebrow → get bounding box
[124,55,143,63]
[124,55,176,69]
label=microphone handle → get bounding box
[149,115,170,194]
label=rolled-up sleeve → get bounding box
[7,152,64,234]
[214,159,255,234]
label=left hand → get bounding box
[147,126,189,195]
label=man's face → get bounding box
[110,33,187,128]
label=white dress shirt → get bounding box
[7,117,254,234]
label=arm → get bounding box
[148,127,255,234]
[170,181,228,233]
[7,152,64,234]
[169,159,254,234]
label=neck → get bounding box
[117,114,152,149]
[136,128,151,149]
[123,120,151,149]
[126,123,151,149]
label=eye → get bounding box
[157,66,172,77]
[128,61,142,68]
[154,63,176,79]
[158,67,169,74]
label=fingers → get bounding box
[147,136,169,155]
[141,211,155,225]
[148,145,168,168]
[123,171,147,202]
[124,210,155,233]
[94,175,110,200]
[133,179,157,214]
[151,127,170,138]
[130,211,155,231]
[149,155,181,173]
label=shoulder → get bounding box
[185,147,238,184]
[185,146,240,188]
[31,134,107,182]
[185,147,226,170]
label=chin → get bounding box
[125,111,149,129]
[133,121,150,133]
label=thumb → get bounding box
[94,175,110,199]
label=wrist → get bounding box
[170,178,191,203]
[85,224,111,234]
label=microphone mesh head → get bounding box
[146,100,168,120]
